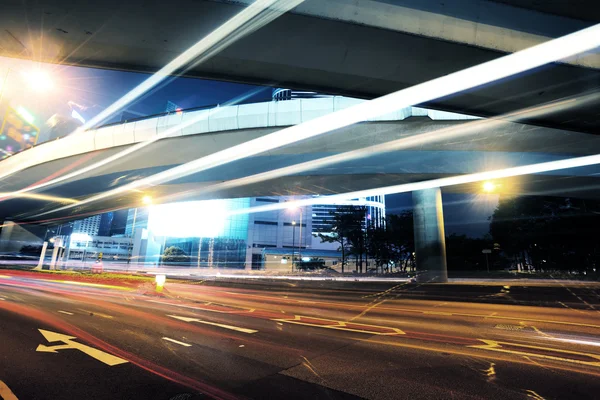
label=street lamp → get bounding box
[287,205,303,270]
[291,220,296,272]
[482,181,496,193]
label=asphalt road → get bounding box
[1,273,600,400]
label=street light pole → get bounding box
[298,208,303,265]
[291,220,296,272]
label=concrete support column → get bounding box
[412,188,448,283]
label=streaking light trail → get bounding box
[0,0,304,191]
[35,23,600,217]
[227,153,600,216]
[153,94,589,204]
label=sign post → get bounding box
[482,249,492,273]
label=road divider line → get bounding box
[57,310,74,315]
[469,339,600,368]
[274,315,405,335]
[0,275,12,279]
[162,337,192,347]
[77,309,114,319]
[0,380,18,400]
[168,315,258,334]
[47,280,132,291]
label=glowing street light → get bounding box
[21,70,54,92]
[142,195,153,205]
[482,181,496,193]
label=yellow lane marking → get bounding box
[167,315,258,334]
[162,337,192,347]
[47,280,132,291]
[469,339,600,368]
[362,337,600,377]
[57,310,74,315]
[0,380,18,400]
[36,329,128,366]
[209,291,600,330]
[274,315,405,335]
[77,309,114,319]
[0,275,12,279]
[147,299,254,314]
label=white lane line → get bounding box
[162,337,192,347]
[57,310,74,315]
[168,315,258,334]
[0,380,18,400]
[0,298,5,301]
[77,309,114,319]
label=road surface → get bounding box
[1,272,599,399]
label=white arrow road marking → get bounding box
[0,380,18,400]
[167,315,258,334]
[36,329,128,366]
[162,337,192,347]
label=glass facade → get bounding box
[144,198,250,268]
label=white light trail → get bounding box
[155,95,587,204]
[35,23,600,216]
[0,0,303,191]
[227,153,600,216]
[78,0,304,132]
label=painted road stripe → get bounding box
[148,299,253,314]
[162,337,192,347]
[77,309,113,319]
[0,298,5,301]
[0,275,12,279]
[47,280,131,291]
[274,315,405,335]
[57,310,74,315]
[0,380,18,400]
[469,339,600,368]
[168,315,258,334]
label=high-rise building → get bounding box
[109,210,129,236]
[125,208,149,237]
[72,215,101,236]
[97,212,114,236]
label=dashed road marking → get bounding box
[0,380,18,400]
[57,310,74,315]
[77,309,113,319]
[162,337,192,347]
[168,315,258,334]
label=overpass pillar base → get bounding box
[412,188,448,283]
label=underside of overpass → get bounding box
[1,0,599,133]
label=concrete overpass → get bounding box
[1,96,600,281]
[1,0,599,133]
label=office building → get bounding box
[72,215,101,236]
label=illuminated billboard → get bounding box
[0,106,39,158]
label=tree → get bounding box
[161,246,189,263]
[490,196,600,275]
[314,206,364,273]
[386,211,415,272]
